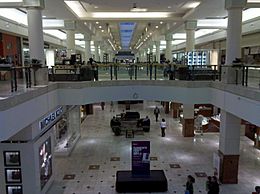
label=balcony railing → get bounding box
[49,63,220,82]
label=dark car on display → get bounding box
[110,112,150,136]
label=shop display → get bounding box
[5,169,22,183]
[6,185,23,194]
[39,137,52,189]
[3,151,21,166]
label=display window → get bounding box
[5,168,22,183]
[39,137,52,189]
[6,185,23,194]
[3,151,21,166]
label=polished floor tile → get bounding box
[46,101,260,194]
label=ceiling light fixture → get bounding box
[94,6,98,8]
[99,25,102,28]
[155,25,159,28]
[160,21,163,24]
[247,0,260,2]
[184,1,201,9]
[96,21,99,24]
[64,0,87,18]
[167,6,171,9]
[0,0,22,2]
[101,29,104,32]
[91,12,170,19]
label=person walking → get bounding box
[185,175,195,194]
[206,176,212,194]
[154,106,160,122]
[160,118,166,137]
[101,102,105,110]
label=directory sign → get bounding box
[132,141,150,175]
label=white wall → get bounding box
[1,82,260,141]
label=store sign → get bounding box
[39,107,63,131]
[132,141,150,175]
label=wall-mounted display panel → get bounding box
[3,151,21,166]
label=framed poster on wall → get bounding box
[5,168,22,183]
[3,151,21,166]
[6,185,23,194]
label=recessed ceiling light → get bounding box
[160,21,163,24]
[155,25,159,28]
[150,32,152,35]
[96,21,99,24]
[167,6,172,9]
[42,15,47,18]
[99,25,102,28]
[94,6,98,9]
[101,29,104,32]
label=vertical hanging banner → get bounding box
[132,141,150,175]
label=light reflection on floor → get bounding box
[46,101,260,194]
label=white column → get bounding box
[183,104,194,119]
[66,30,75,58]
[185,21,197,52]
[165,35,172,61]
[223,0,246,83]
[156,41,160,63]
[84,36,91,62]
[94,42,99,62]
[27,8,48,85]
[100,49,104,63]
[219,110,241,155]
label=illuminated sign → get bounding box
[39,107,63,131]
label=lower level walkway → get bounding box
[47,101,260,194]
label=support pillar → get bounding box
[172,102,181,118]
[164,102,170,114]
[219,110,241,184]
[94,42,100,62]
[84,35,91,62]
[185,21,197,52]
[156,41,160,63]
[27,8,48,85]
[165,34,172,61]
[222,0,247,83]
[182,104,194,137]
[66,30,75,59]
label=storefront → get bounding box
[0,105,81,194]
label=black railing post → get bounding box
[14,68,17,91]
[219,65,222,81]
[242,66,245,86]
[154,64,157,80]
[110,64,113,80]
[135,65,137,80]
[245,66,248,87]
[149,64,152,80]
[115,65,118,80]
[10,68,14,92]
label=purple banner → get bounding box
[132,141,150,175]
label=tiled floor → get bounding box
[47,102,260,194]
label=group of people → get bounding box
[154,106,167,137]
[185,175,220,194]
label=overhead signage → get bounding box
[132,141,150,175]
[39,107,63,131]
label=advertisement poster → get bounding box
[132,141,150,175]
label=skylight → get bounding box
[172,33,186,39]
[195,29,219,38]
[0,8,27,25]
[242,8,260,22]
[197,19,228,28]
[119,22,136,49]
[43,30,67,40]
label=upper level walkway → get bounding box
[1,78,260,141]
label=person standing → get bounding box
[160,118,166,137]
[206,176,212,194]
[211,176,219,194]
[154,106,160,122]
[101,102,105,110]
[185,175,195,194]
